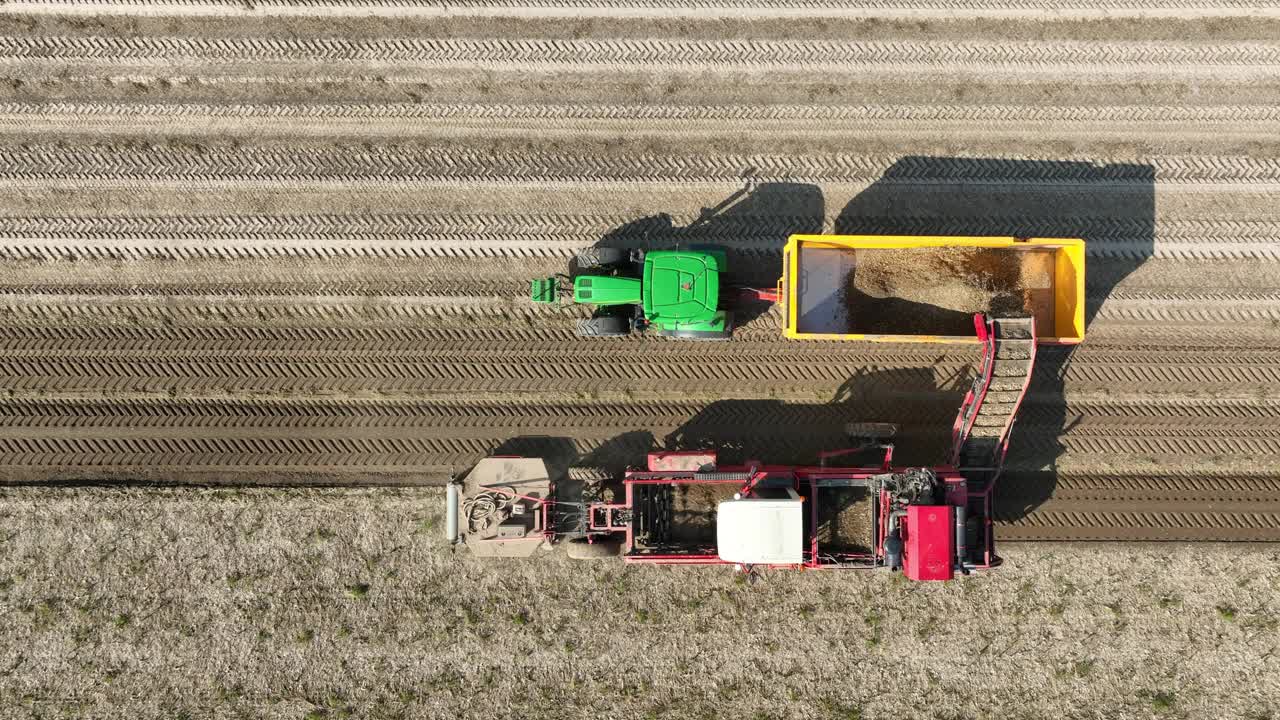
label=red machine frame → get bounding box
[578,449,998,575]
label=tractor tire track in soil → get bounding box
[9,0,1280,19]
[0,143,1278,193]
[0,1,1277,542]
[3,36,1280,75]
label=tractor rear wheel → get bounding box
[566,538,622,560]
[574,247,629,270]
[576,316,631,338]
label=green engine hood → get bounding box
[573,275,641,305]
[642,250,721,323]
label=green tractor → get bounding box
[531,247,736,340]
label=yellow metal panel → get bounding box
[784,245,796,334]
[1052,241,1087,344]
[787,332,981,344]
[786,233,1080,250]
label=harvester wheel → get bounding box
[576,316,631,338]
[574,247,629,270]
[565,538,622,560]
[845,422,897,441]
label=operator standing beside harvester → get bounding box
[475,233,1085,580]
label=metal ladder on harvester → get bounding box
[950,315,1037,490]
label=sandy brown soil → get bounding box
[2,485,1278,720]
[852,248,1025,309]
[0,2,1274,541]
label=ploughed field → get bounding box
[0,0,1277,550]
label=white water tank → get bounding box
[716,490,803,565]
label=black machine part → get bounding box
[884,527,903,571]
[632,304,650,331]
[964,516,981,563]
[880,468,940,509]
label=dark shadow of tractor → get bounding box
[589,180,824,329]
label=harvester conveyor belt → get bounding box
[951,316,1037,491]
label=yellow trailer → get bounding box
[780,235,1085,344]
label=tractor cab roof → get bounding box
[642,250,721,323]
[716,488,804,565]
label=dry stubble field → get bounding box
[2,487,1279,719]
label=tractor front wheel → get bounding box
[565,538,622,560]
[574,247,629,271]
[576,316,631,338]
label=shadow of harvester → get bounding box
[488,367,969,538]
[489,367,967,487]
[662,367,969,468]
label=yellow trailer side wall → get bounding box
[1053,240,1086,344]
[780,234,1086,344]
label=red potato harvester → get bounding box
[448,314,1038,581]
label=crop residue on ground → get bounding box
[2,486,1277,720]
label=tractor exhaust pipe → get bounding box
[446,480,461,544]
